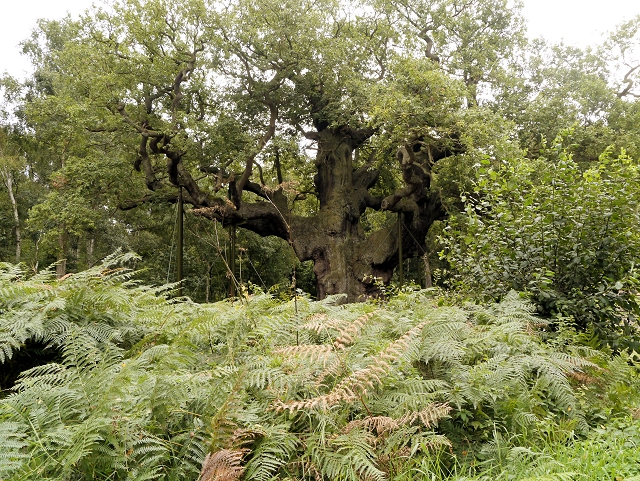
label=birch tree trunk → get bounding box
[1,167,21,262]
[56,230,68,279]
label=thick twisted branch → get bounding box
[133,137,164,191]
[381,144,426,211]
[617,64,640,98]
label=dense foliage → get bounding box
[442,136,640,348]
[1,0,637,300]
[1,255,639,480]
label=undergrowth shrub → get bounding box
[1,256,638,480]
[441,139,640,350]
[427,416,640,481]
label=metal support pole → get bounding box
[229,225,236,297]
[398,212,404,288]
[177,187,184,296]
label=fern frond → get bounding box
[243,424,299,481]
[244,359,288,391]
[333,312,377,350]
[311,357,345,389]
[0,420,29,478]
[397,403,452,429]
[168,428,209,477]
[344,416,399,436]
[408,432,452,455]
[310,429,385,481]
[319,294,348,306]
[197,449,247,481]
[301,315,345,336]
[275,344,335,366]
[275,322,427,412]
[208,374,245,451]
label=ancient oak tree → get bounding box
[28,0,523,299]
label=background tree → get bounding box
[0,132,24,263]
[491,14,640,162]
[0,76,50,268]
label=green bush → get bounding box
[440,417,640,481]
[442,140,640,349]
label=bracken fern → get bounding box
[1,258,636,480]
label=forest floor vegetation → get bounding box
[1,254,640,480]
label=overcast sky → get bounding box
[1,0,640,78]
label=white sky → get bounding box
[1,0,640,79]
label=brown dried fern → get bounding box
[197,449,247,481]
[343,403,451,437]
[227,426,267,450]
[312,357,345,389]
[344,416,399,436]
[396,403,452,429]
[275,322,427,412]
[333,312,377,350]
[274,344,335,367]
[301,314,344,334]
[565,370,602,386]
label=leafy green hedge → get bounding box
[442,142,640,349]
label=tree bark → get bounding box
[205,260,212,303]
[423,253,433,288]
[56,230,68,279]
[284,127,448,301]
[1,167,21,263]
[86,234,95,268]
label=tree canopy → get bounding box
[11,0,529,300]
[1,0,639,303]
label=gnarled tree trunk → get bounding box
[191,120,459,301]
[286,126,447,301]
